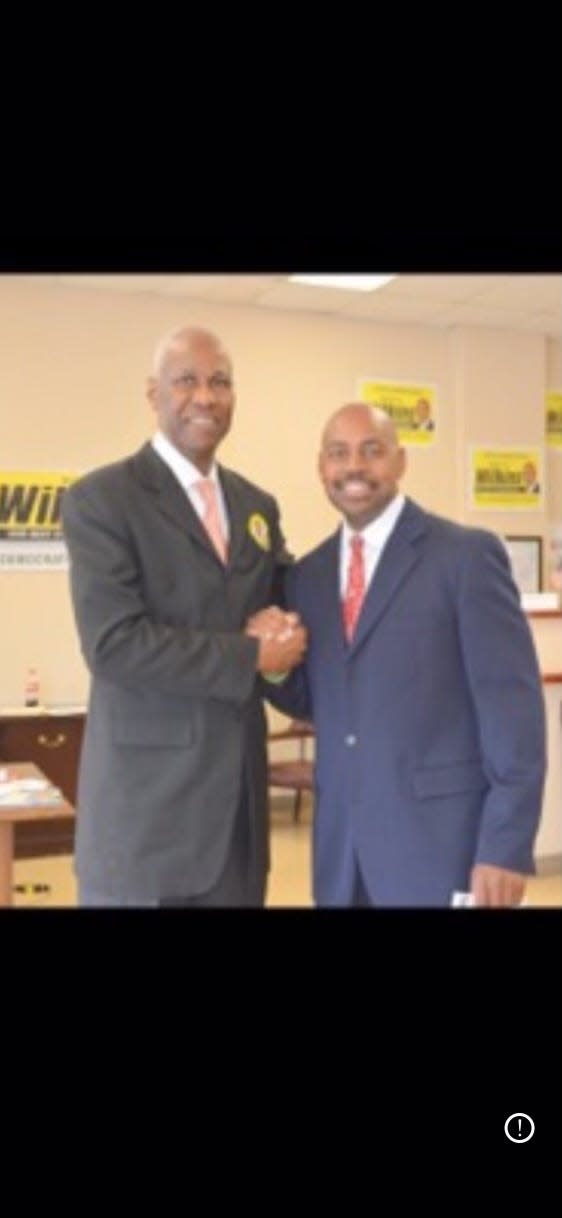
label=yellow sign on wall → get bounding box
[470,449,543,510]
[546,391,562,449]
[357,380,437,445]
[0,471,76,570]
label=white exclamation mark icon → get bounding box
[504,1112,534,1142]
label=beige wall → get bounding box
[546,338,562,586]
[0,275,560,706]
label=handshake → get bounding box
[245,606,308,675]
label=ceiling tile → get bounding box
[255,282,372,311]
[382,274,501,300]
[44,273,562,337]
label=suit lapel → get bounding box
[218,468,252,568]
[314,532,349,657]
[131,442,219,559]
[131,446,264,569]
[349,500,426,653]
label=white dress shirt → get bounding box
[339,494,406,596]
[152,430,230,542]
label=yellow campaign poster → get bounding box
[546,391,562,449]
[470,449,543,510]
[357,380,437,445]
[0,471,77,570]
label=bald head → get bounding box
[321,403,399,451]
[147,325,235,472]
[318,402,406,528]
[151,326,232,378]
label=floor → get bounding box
[11,797,562,907]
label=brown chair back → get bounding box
[267,719,314,823]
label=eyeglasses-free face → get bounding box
[148,335,235,472]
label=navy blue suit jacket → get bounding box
[272,499,546,906]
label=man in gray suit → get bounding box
[62,326,306,906]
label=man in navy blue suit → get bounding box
[260,403,546,907]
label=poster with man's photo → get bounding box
[469,448,544,510]
[357,379,437,446]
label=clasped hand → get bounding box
[245,606,307,674]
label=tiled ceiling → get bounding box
[52,273,561,338]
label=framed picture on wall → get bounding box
[503,535,543,595]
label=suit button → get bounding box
[345,734,357,746]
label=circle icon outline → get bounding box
[504,1112,535,1143]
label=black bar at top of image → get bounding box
[0,231,560,274]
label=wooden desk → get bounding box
[0,763,75,906]
[0,709,84,858]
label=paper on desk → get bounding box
[0,777,62,806]
[2,778,48,791]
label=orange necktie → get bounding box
[196,478,228,563]
[342,534,366,641]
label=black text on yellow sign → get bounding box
[0,472,76,537]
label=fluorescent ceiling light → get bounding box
[288,274,397,293]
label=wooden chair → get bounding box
[267,719,314,823]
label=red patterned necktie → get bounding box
[342,534,366,641]
[196,479,228,562]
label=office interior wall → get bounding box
[546,337,562,531]
[0,275,559,706]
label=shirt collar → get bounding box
[152,430,219,491]
[342,493,406,549]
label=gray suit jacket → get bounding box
[61,442,292,900]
